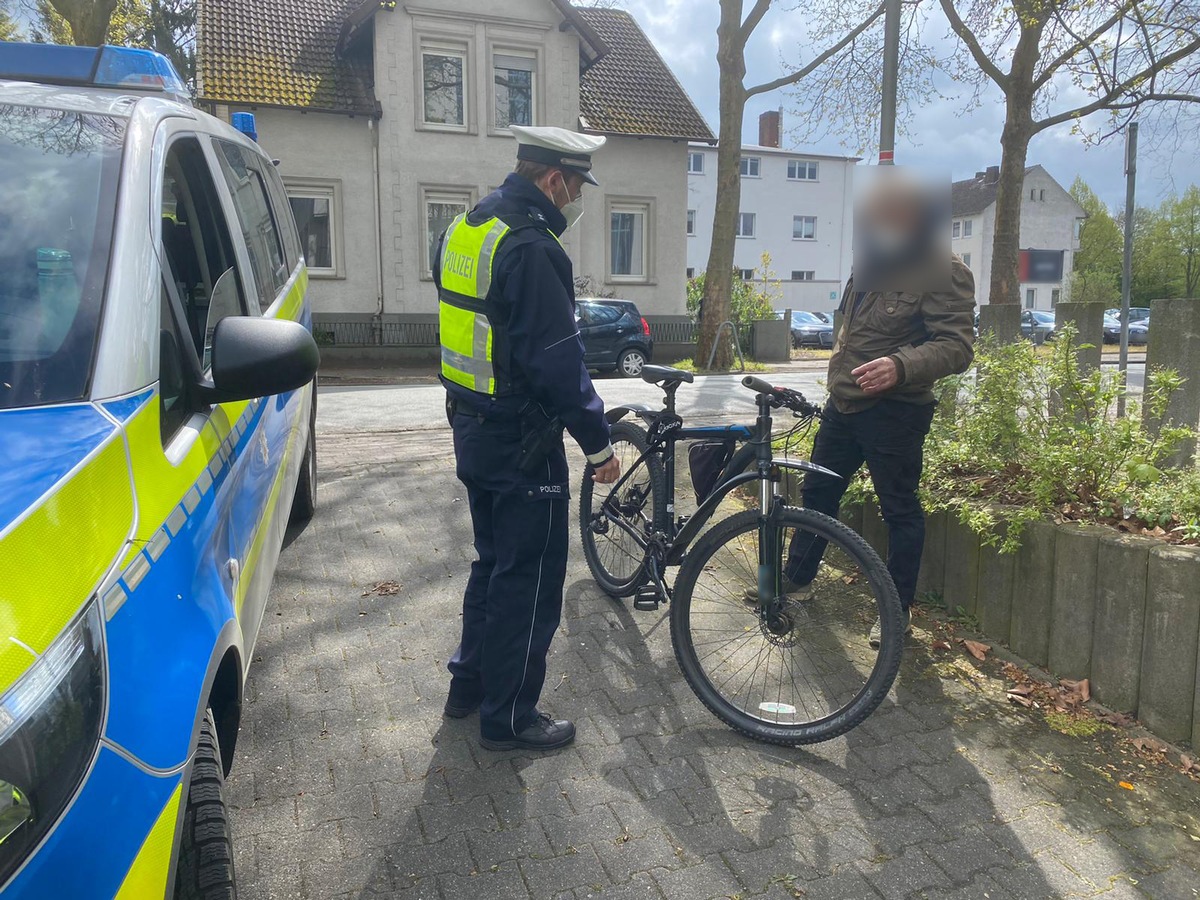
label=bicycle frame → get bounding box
[597,387,838,602]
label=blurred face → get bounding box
[853,167,951,293]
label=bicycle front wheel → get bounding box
[579,420,667,596]
[671,506,902,745]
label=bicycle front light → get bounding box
[0,599,105,884]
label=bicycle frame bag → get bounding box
[688,439,736,503]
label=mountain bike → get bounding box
[579,365,903,746]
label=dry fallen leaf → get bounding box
[1131,737,1170,755]
[1059,678,1091,702]
[961,639,991,661]
[362,580,402,597]
[1098,711,1133,727]
[1006,686,1035,708]
[931,639,951,651]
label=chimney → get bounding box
[986,165,1000,183]
[975,171,986,180]
[758,110,781,148]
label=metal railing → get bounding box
[313,319,439,347]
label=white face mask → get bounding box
[553,175,586,231]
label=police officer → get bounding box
[436,126,620,752]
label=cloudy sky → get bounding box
[613,0,1199,212]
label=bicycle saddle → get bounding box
[641,364,695,385]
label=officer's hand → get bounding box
[852,357,899,395]
[591,455,621,484]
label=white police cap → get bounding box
[511,125,606,186]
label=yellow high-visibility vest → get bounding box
[437,214,516,395]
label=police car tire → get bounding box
[174,710,237,900]
[290,390,317,523]
[579,421,666,597]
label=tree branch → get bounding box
[739,0,773,47]
[1034,4,1131,91]
[939,0,1010,90]
[745,1,886,98]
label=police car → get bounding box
[0,42,319,898]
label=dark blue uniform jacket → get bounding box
[438,173,611,462]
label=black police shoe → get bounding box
[443,682,482,719]
[480,714,576,751]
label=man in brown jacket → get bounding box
[783,179,976,646]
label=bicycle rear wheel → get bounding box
[579,421,667,596]
[671,506,902,745]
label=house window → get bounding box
[1030,188,1037,201]
[735,212,756,238]
[793,215,816,240]
[686,267,695,279]
[687,151,705,174]
[422,45,467,127]
[1051,288,1061,307]
[423,188,472,278]
[738,268,754,281]
[962,218,972,237]
[285,180,341,277]
[610,202,650,280]
[962,252,971,268]
[952,221,961,238]
[791,270,815,281]
[739,156,761,177]
[787,159,818,180]
[1074,218,1084,240]
[493,52,535,129]
[1039,189,1045,201]
[1025,288,1036,309]
[686,209,696,235]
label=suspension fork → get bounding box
[752,393,782,612]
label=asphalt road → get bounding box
[317,360,1145,436]
[316,371,828,435]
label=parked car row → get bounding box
[777,309,835,348]
[1103,313,1150,344]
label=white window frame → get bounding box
[686,267,695,279]
[791,270,815,281]
[607,197,655,284]
[686,209,696,236]
[792,215,816,240]
[1051,288,1061,307]
[490,46,539,133]
[787,159,818,181]
[962,218,973,237]
[419,40,470,132]
[952,220,961,238]
[738,268,755,281]
[687,151,705,174]
[962,252,971,268]
[739,156,761,178]
[1025,288,1037,309]
[735,212,756,238]
[283,177,343,279]
[420,185,475,280]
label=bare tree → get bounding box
[698,0,885,369]
[939,1,1200,323]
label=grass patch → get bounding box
[1044,710,1110,737]
[791,348,833,361]
[670,358,770,374]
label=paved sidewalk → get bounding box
[229,430,1199,900]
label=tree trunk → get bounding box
[985,20,1042,342]
[696,0,747,370]
[47,0,120,46]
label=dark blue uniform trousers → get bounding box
[786,399,936,610]
[448,409,570,740]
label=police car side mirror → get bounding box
[196,316,320,404]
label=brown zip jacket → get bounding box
[827,256,976,414]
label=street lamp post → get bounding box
[1117,121,1137,418]
[878,0,901,166]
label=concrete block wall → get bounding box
[845,501,1200,746]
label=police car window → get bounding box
[158,291,189,442]
[160,138,248,369]
[214,140,288,311]
[0,105,124,410]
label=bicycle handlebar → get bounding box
[741,375,821,418]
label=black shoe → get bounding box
[443,697,481,718]
[480,714,576,751]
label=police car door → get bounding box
[208,136,309,659]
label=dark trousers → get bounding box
[448,410,569,740]
[786,399,935,610]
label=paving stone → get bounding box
[227,429,1200,900]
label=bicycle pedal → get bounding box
[632,588,661,611]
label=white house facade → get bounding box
[196,0,713,347]
[685,118,858,314]
[951,164,1086,310]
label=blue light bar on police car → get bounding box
[0,41,191,104]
